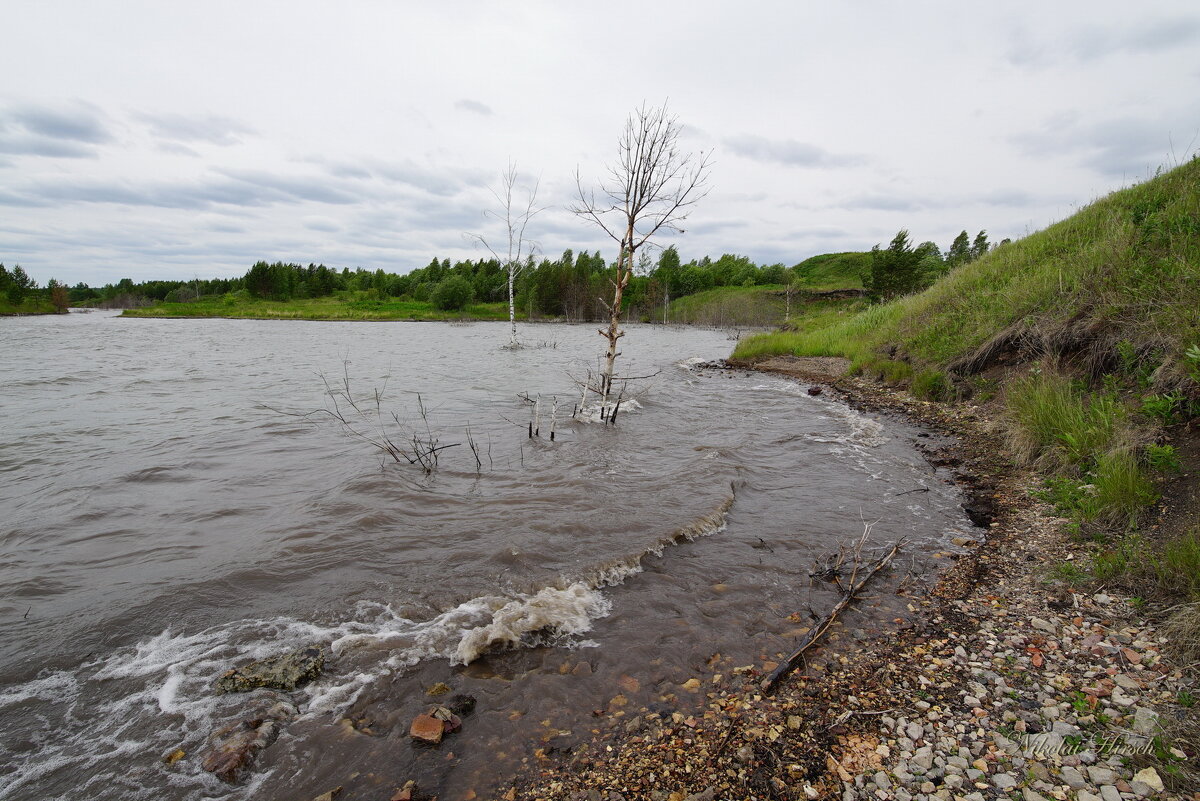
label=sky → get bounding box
[2,1,1199,287]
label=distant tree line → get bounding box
[10,225,1001,316]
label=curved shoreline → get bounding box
[500,357,1197,801]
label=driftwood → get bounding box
[760,525,903,694]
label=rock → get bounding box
[684,790,714,801]
[572,660,593,676]
[681,678,702,692]
[1133,768,1163,792]
[1099,786,1122,801]
[807,386,823,396]
[1132,707,1159,735]
[1061,766,1087,789]
[409,713,444,744]
[1030,618,1057,634]
[618,674,640,694]
[201,717,281,783]
[310,788,342,801]
[200,699,296,783]
[447,693,477,716]
[1023,790,1050,801]
[215,646,324,694]
[992,773,1017,790]
[161,748,186,765]
[1087,767,1118,785]
[1110,686,1136,706]
[1077,792,1102,801]
[873,771,891,790]
[426,682,451,696]
[905,722,924,741]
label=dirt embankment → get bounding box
[500,356,1198,801]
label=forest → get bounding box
[3,228,996,320]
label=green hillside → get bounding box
[790,251,868,291]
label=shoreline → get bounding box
[500,356,1197,801]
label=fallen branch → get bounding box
[760,527,903,694]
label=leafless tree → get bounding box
[570,102,711,405]
[467,162,543,348]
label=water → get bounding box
[0,311,975,800]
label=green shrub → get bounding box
[1005,371,1124,468]
[1146,443,1183,473]
[1141,392,1185,424]
[431,276,474,311]
[911,370,953,401]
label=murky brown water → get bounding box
[0,312,975,800]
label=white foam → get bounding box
[574,397,643,424]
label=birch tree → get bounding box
[469,162,543,348]
[571,103,711,399]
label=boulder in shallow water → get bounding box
[201,700,297,783]
[215,646,324,694]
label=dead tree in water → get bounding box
[760,523,903,693]
[467,162,543,348]
[259,364,459,474]
[571,102,710,406]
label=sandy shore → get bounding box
[495,356,1199,801]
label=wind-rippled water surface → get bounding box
[0,312,975,800]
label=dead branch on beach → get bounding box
[760,523,904,694]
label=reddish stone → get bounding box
[410,713,444,744]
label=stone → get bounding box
[1077,793,1102,801]
[215,646,325,694]
[1099,786,1122,801]
[1087,767,1118,785]
[684,789,714,801]
[1132,707,1159,735]
[906,723,924,741]
[874,771,892,790]
[1030,618,1057,634]
[202,717,281,783]
[1132,768,1163,792]
[681,678,701,692]
[200,700,296,784]
[409,713,444,744]
[992,774,1017,790]
[1061,766,1087,789]
[1022,790,1050,801]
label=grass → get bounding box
[121,293,512,321]
[0,297,58,315]
[665,284,787,327]
[791,252,869,291]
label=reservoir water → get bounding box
[0,311,975,800]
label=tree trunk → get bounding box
[599,233,633,396]
[507,266,517,346]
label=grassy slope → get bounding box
[122,295,513,321]
[736,159,1200,383]
[791,252,868,291]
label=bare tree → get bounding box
[570,103,711,402]
[468,162,543,348]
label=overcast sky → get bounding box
[2,1,1199,286]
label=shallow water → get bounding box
[0,312,975,800]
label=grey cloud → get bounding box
[1010,16,1200,66]
[135,111,255,146]
[302,216,341,232]
[306,155,486,196]
[156,141,203,158]
[724,134,864,168]
[1011,114,1191,177]
[216,168,360,205]
[6,105,111,143]
[455,99,493,116]
[0,137,98,159]
[0,102,112,159]
[841,195,924,212]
